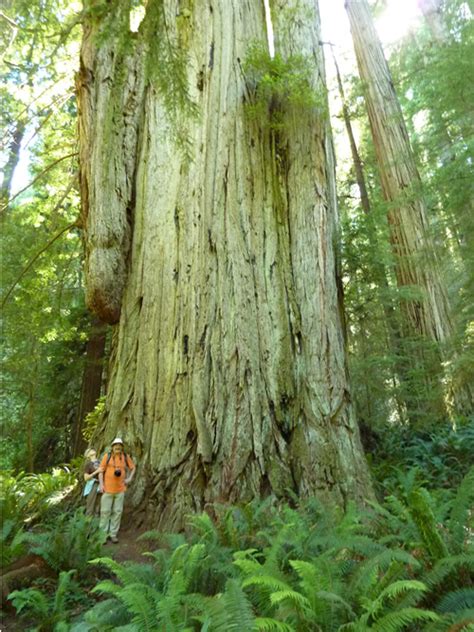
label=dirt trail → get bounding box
[101,526,153,564]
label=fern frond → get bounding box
[377,579,428,602]
[8,587,50,617]
[424,607,474,631]
[350,548,419,599]
[436,588,474,613]
[89,556,147,585]
[92,579,124,597]
[314,590,355,617]
[53,570,76,615]
[84,597,131,628]
[449,466,474,552]
[115,584,159,631]
[425,553,474,588]
[254,617,296,631]
[366,580,428,620]
[371,606,439,631]
[137,529,165,543]
[234,557,265,577]
[408,488,449,561]
[222,578,256,630]
[189,512,217,540]
[242,575,292,593]
[269,589,311,608]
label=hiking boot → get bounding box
[110,536,119,543]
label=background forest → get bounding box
[1,0,473,630]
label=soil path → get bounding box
[101,525,154,564]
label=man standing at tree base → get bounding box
[98,437,135,543]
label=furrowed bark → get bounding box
[77,0,145,324]
[80,0,373,529]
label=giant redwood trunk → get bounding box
[77,0,372,529]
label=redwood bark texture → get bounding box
[78,0,372,529]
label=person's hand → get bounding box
[124,478,130,485]
[99,484,104,493]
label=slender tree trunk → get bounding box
[71,317,107,457]
[417,0,448,43]
[25,371,38,473]
[332,51,409,423]
[345,0,473,417]
[78,0,372,529]
[0,121,26,208]
[345,0,450,344]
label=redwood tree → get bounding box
[345,0,473,417]
[77,0,372,528]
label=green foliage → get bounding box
[82,397,106,444]
[1,0,87,471]
[0,469,76,526]
[73,475,473,630]
[408,488,450,562]
[0,468,77,568]
[369,421,474,492]
[141,0,198,158]
[22,509,105,578]
[1,518,27,567]
[9,569,80,632]
[243,42,326,132]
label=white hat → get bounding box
[111,437,123,445]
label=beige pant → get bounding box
[99,492,125,538]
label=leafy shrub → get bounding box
[369,420,474,493]
[243,41,326,132]
[0,469,77,526]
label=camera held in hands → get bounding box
[114,469,122,477]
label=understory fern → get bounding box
[64,470,474,631]
[9,569,79,631]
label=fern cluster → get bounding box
[8,467,473,631]
[22,509,105,579]
[53,467,471,631]
[0,468,77,568]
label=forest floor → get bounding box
[101,524,152,564]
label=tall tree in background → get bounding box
[330,50,416,426]
[77,0,372,528]
[345,0,472,419]
[391,0,474,417]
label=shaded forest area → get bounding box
[1,0,473,629]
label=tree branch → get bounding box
[0,152,78,213]
[1,221,78,309]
